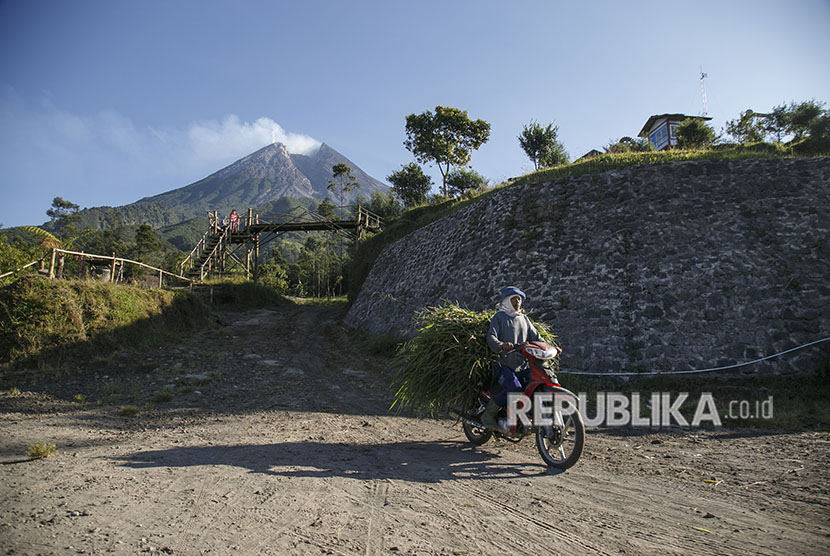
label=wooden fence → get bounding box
[0,248,193,288]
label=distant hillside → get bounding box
[26,142,388,238]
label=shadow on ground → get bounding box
[114,439,561,483]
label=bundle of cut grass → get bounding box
[391,302,558,416]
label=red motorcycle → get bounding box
[451,342,585,469]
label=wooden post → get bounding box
[245,247,251,279]
[110,253,117,282]
[48,248,57,279]
[247,208,253,231]
[158,270,163,288]
[253,233,259,281]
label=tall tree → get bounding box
[134,224,162,258]
[404,106,490,197]
[762,103,790,143]
[46,197,80,224]
[363,190,402,220]
[676,118,716,149]
[386,162,432,208]
[786,99,827,141]
[519,120,568,169]
[46,197,81,239]
[446,168,488,199]
[725,110,768,144]
[327,163,360,215]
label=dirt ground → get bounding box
[1,303,828,555]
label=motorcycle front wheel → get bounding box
[536,407,585,469]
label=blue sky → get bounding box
[1,0,828,228]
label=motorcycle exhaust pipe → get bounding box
[448,410,485,430]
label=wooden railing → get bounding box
[0,258,45,281]
[46,248,193,288]
[193,226,229,281]
[179,229,211,276]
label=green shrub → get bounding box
[511,146,797,187]
[27,442,57,459]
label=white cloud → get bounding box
[185,115,320,162]
[0,91,321,226]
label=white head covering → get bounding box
[497,295,522,317]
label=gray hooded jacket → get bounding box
[486,311,541,371]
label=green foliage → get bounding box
[725,110,768,144]
[786,99,827,141]
[134,224,163,257]
[676,118,716,149]
[77,229,129,258]
[202,277,287,308]
[362,189,403,220]
[721,99,830,148]
[513,146,795,187]
[604,136,653,154]
[327,163,360,212]
[0,235,39,279]
[119,405,141,416]
[46,197,81,236]
[46,197,80,221]
[289,235,348,298]
[404,105,491,196]
[317,198,336,219]
[518,120,569,169]
[257,258,289,294]
[391,303,558,415]
[27,441,57,459]
[446,167,489,199]
[387,162,433,208]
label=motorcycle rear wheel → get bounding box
[462,420,493,445]
[536,408,585,469]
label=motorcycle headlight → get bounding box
[526,346,558,360]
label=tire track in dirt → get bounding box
[364,479,390,556]
[461,483,616,556]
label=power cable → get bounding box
[558,336,830,376]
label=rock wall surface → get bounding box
[345,158,830,374]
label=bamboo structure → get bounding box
[180,205,382,283]
[41,248,193,288]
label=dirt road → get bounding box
[1,303,828,555]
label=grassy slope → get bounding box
[0,276,213,380]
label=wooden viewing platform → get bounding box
[180,205,382,282]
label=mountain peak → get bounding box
[70,141,389,235]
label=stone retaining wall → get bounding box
[345,158,830,374]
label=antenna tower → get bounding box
[699,66,709,116]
